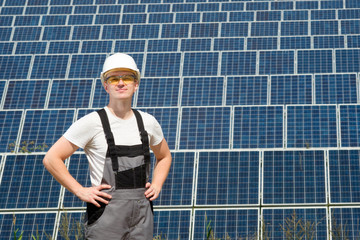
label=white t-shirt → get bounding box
[64,107,164,186]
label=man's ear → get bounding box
[103,82,110,93]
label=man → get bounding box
[43,53,172,239]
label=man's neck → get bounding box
[107,100,133,120]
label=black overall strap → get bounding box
[132,109,151,165]
[97,109,119,173]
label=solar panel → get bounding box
[263,150,326,204]
[226,76,267,105]
[0,110,23,153]
[4,80,49,109]
[270,75,312,105]
[329,150,360,203]
[193,209,258,240]
[340,105,360,147]
[0,155,61,208]
[233,106,284,148]
[286,105,337,148]
[179,107,231,149]
[315,74,357,104]
[336,49,360,73]
[298,50,333,73]
[196,151,259,205]
[153,210,191,239]
[330,207,360,239]
[0,212,56,240]
[259,51,295,75]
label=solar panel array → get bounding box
[0,0,360,239]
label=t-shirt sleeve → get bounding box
[63,112,100,149]
[149,116,164,146]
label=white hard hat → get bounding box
[100,53,141,84]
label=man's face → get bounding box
[103,70,139,100]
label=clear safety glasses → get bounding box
[105,75,137,85]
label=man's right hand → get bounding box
[75,184,112,207]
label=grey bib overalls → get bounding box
[85,109,153,240]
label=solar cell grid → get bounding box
[122,13,146,24]
[315,74,357,104]
[329,150,360,203]
[281,21,308,36]
[20,109,75,152]
[13,27,42,41]
[196,151,259,205]
[137,78,180,107]
[259,51,295,75]
[286,105,337,148]
[247,37,277,50]
[145,53,180,77]
[0,110,23,153]
[148,39,178,52]
[336,49,360,73]
[42,26,71,40]
[330,207,360,239]
[183,52,219,76]
[4,80,49,109]
[132,24,160,39]
[0,7,24,15]
[25,6,48,15]
[221,51,256,75]
[179,107,231,149]
[233,106,284,149]
[48,41,80,54]
[48,79,93,108]
[263,150,326,204]
[311,10,336,20]
[14,15,40,26]
[298,50,333,74]
[15,42,47,54]
[226,76,268,105]
[0,55,31,79]
[340,105,360,147]
[251,22,278,36]
[150,152,194,206]
[296,1,319,10]
[68,54,107,78]
[0,155,61,209]
[72,26,100,40]
[214,37,244,51]
[31,55,69,79]
[149,13,174,23]
[341,20,360,34]
[0,213,56,240]
[314,36,345,49]
[153,210,191,239]
[96,14,120,24]
[0,16,13,26]
[81,40,113,53]
[193,209,258,240]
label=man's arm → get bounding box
[145,138,172,201]
[43,136,112,207]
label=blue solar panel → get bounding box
[262,208,327,239]
[331,207,360,239]
[1,7,23,15]
[115,40,145,52]
[251,22,278,36]
[68,54,106,78]
[256,11,281,21]
[49,6,72,14]
[271,75,312,105]
[15,42,47,54]
[43,26,71,40]
[280,37,311,49]
[41,15,67,25]
[221,52,257,75]
[98,5,122,13]
[263,150,326,204]
[4,80,49,109]
[336,49,360,73]
[150,152,194,206]
[247,2,268,11]
[149,13,173,23]
[284,10,308,20]
[247,37,277,50]
[193,209,258,240]
[203,12,227,22]
[183,52,218,76]
[0,16,13,26]
[222,2,244,11]
[341,20,360,34]
[229,11,254,21]
[296,1,319,9]
[198,3,219,12]
[161,24,189,38]
[175,12,200,22]
[311,10,336,20]
[25,6,48,15]
[315,74,357,104]
[132,24,159,39]
[312,21,339,35]
[145,53,180,77]
[57,212,86,240]
[221,22,248,37]
[314,36,345,48]
[0,213,56,240]
[153,210,191,239]
[260,51,294,75]
[233,106,284,148]
[346,0,360,8]
[287,105,337,148]
[48,41,80,54]
[81,41,112,53]
[13,27,42,41]
[172,3,194,12]
[181,39,211,51]
[271,1,293,10]
[192,23,218,38]
[0,56,31,79]
[226,76,267,105]
[179,107,230,149]
[92,79,109,108]
[0,155,61,208]
[31,55,69,79]
[148,39,178,52]
[338,9,360,19]
[137,108,178,150]
[72,26,100,40]
[74,5,96,14]
[298,50,333,73]
[281,22,308,36]
[321,0,343,9]
[102,25,130,39]
[329,150,360,203]
[63,154,91,208]
[348,35,360,48]
[181,77,222,106]
[197,151,259,205]
[147,4,170,13]
[20,109,75,152]
[122,13,146,24]
[0,110,23,153]
[340,105,360,147]
[0,42,14,54]
[48,79,93,108]
[68,15,93,25]
[14,15,40,26]
[214,38,244,51]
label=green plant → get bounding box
[58,212,84,240]
[12,215,23,240]
[8,141,48,153]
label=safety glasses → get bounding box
[105,75,137,85]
